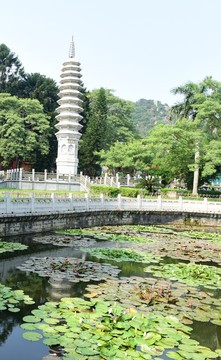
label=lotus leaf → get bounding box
[0,241,27,253]
[21,296,219,359]
[0,283,34,313]
[22,331,43,341]
[144,262,221,288]
[166,351,184,359]
[82,247,160,263]
[17,256,121,282]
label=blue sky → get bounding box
[1,0,221,105]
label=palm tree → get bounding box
[169,78,210,195]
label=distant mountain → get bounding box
[131,99,170,136]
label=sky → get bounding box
[1,0,221,106]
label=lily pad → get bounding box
[22,331,43,341]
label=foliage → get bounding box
[79,88,139,176]
[161,188,191,194]
[145,262,221,288]
[0,241,27,253]
[79,88,108,176]
[0,44,25,94]
[17,72,59,170]
[98,139,152,175]
[21,297,219,359]
[83,247,160,263]
[0,93,50,168]
[131,98,170,136]
[50,257,89,274]
[0,283,34,312]
[17,256,121,283]
[146,119,205,189]
[86,277,221,325]
[90,185,148,198]
[170,77,221,191]
[79,86,91,135]
[135,175,161,193]
[90,89,137,145]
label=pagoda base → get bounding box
[56,160,78,175]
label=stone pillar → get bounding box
[100,194,104,209]
[204,197,208,211]
[157,195,162,210]
[32,169,35,182]
[127,174,130,186]
[179,196,183,211]
[117,194,122,210]
[19,168,23,181]
[44,169,47,181]
[69,193,74,211]
[104,173,107,186]
[30,193,35,213]
[137,194,142,210]
[51,193,55,212]
[85,193,89,211]
[5,192,10,213]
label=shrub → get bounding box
[90,185,148,198]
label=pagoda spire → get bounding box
[69,36,75,58]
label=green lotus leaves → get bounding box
[23,315,41,323]
[21,296,219,359]
[13,224,221,358]
[144,262,221,288]
[82,247,160,263]
[33,234,97,248]
[0,283,34,312]
[22,331,43,341]
[0,241,28,253]
[17,256,121,282]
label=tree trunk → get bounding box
[192,150,199,195]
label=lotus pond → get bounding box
[0,224,221,360]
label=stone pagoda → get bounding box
[55,37,83,175]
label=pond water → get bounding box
[0,225,221,360]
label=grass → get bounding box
[0,188,86,197]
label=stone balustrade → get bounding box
[0,193,220,215]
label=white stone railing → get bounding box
[0,193,220,215]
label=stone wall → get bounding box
[0,210,220,237]
[0,180,82,191]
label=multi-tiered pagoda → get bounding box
[55,38,83,175]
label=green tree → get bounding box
[79,85,91,136]
[90,89,137,147]
[147,120,205,189]
[79,88,107,176]
[0,93,50,168]
[17,72,59,170]
[169,77,220,194]
[0,44,25,94]
[98,140,152,175]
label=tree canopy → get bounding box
[169,77,221,191]
[0,44,25,94]
[79,88,108,176]
[0,93,50,168]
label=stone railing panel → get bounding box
[0,193,220,215]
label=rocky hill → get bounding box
[131,99,170,136]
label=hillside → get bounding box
[131,99,170,136]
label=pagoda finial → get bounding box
[69,36,75,58]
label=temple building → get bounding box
[55,38,83,175]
